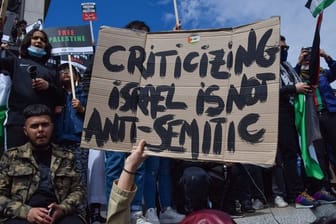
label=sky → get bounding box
[44,0,336,67]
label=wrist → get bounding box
[123,161,138,175]
[76,104,85,113]
[123,167,137,175]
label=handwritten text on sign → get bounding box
[82,17,280,164]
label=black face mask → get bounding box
[280,49,288,62]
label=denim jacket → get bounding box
[55,84,87,143]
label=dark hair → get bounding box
[20,29,52,64]
[57,63,81,79]
[23,104,52,120]
[17,20,27,26]
[125,20,150,32]
[280,35,286,41]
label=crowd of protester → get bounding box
[1,18,336,224]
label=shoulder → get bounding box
[51,144,76,159]
[75,84,86,93]
[1,144,32,169]
[6,143,30,156]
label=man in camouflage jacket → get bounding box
[0,104,85,224]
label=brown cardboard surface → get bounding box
[81,17,280,165]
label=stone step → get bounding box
[234,204,336,224]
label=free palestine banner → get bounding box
[81,17,280,165]
[44,25,94,55]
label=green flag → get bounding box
[294,93,324,180]
[306,0,336,17]
[0,74,11,149]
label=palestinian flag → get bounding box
[294,93,324,180]
[305,0,335,17]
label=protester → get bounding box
[10,19,27,46]
[295,47,336,200]
[172,160,229,214]
[9,17,19,43]
[55,62,88,180]
[106,139,147,224]
[0,104,85,224]
[54,62,89,220]
[274,35,311,208]
[242,165,266,211]
[143,156,185,223]
[296,48,336,176]
[277,35,336,208]
[223,164,262,215]
[0,28,64,150]
[104,20,151,224]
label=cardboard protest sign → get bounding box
[81,17,280,165]
[44,25,94,55]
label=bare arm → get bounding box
[118,139,147,191]
[106,140,147,224]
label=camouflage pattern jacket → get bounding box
[0,142,85,221]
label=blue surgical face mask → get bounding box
[27,45,47,58]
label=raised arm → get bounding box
[106,140,147,223]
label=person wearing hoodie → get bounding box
[0,28,63,150]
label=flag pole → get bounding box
[309,11,323,86]
[67,55,76,99]
[89,20,95,46]
[173,0,180,28]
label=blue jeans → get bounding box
[105,151,145,211]
[144,156,172,209]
